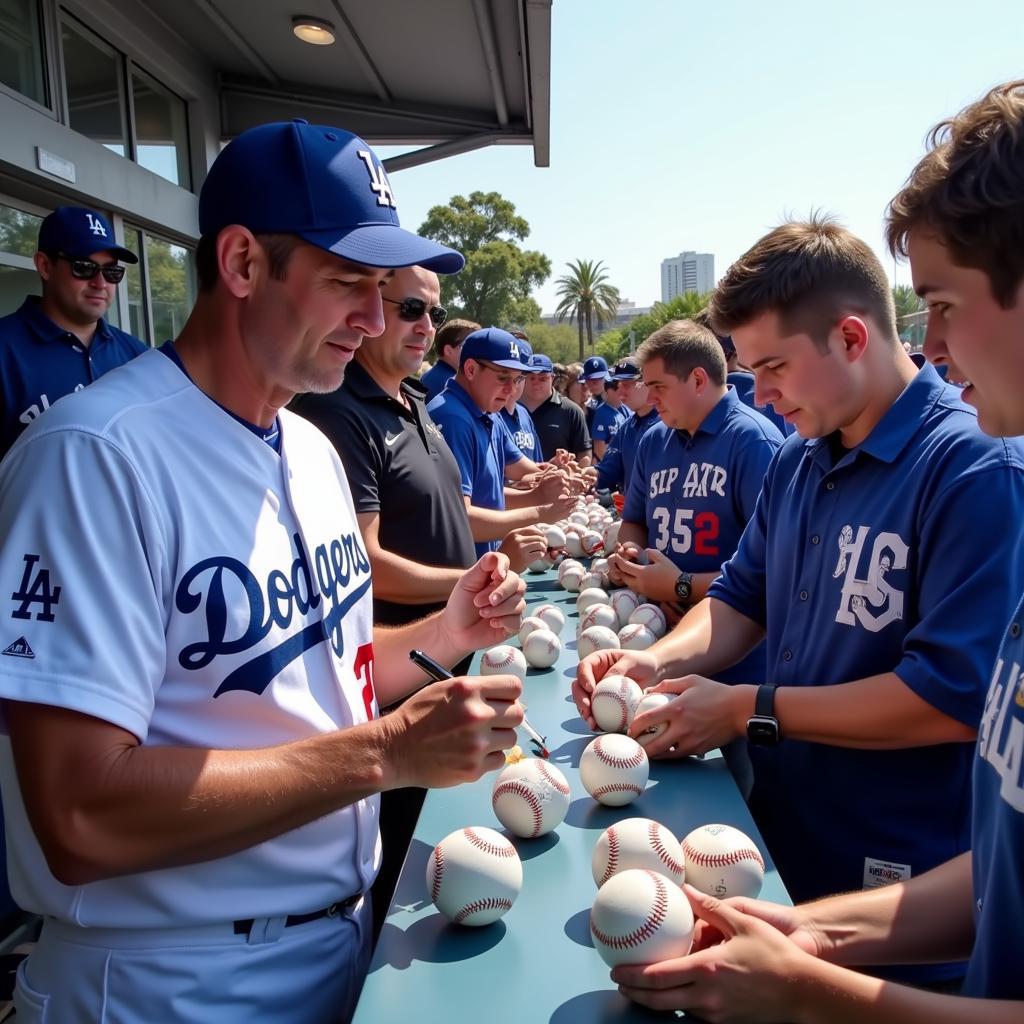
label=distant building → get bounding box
[540,299,653,337]
[660,251,715,302]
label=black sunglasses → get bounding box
[52,253,126,284]
[382,296,447,328]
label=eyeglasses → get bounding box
[382,296,447,328]
[475,360,526,386]
[52,253,126,284]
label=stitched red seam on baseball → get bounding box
[649,822,685,876]
[431,847,444,904]
[464,827,518,858]
[594,738,645,768]
[536,762,571,794]
[493,781,543,837]
[487,651,515,667]
[455,898,513,924]
[594,693,629,731]
[682,842,764,869]
[591,872,668,948]
[600,828,620,885]
[593,783,643,798]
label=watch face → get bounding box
[747,716,780,746]
[674,575,692,601]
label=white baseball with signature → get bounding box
[681,824,765,899]
[492,758,571,838]
[590,674,643,733]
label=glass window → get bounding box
[122,225,148,343]
[0,0,47,107]
[0,202,43,318]
[61,14,128,157]
[147,236,194,343]
[131,68,191,189]
[0,203,43,260]
[0,265,39,318]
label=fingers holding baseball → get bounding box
[632,675,739,757]
[573,650,659,729]
[498,527,547,573]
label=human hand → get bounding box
[630,675,752,758]
[573,649,660,729]
[441,551,526,650]
[541,490,576,522]
[498,526,549,573]
[688,894,821,959]
[615,548,678,602]
[612,886,821,1021]
[383,674,523,788]
[531,470,571,504]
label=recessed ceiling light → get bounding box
[292,16,336,45]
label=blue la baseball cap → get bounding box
[527,353,553,373]
[38,207,138,263]
[460,327,532,371]
[609,358,642,381]
[198,120,464,274]
[581,355,609,380]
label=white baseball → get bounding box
[618,623,658,651]
[592,817,686,887]
[610,589,641,627]
[577,625,621,659]
[590,869,695,967]
[590,557,610,577]
[590,675,643,733]
[579,570,607,592]
[526,556,554,573]
[629,603,667,638]
[578,603,618,635]
[580,734,649,806]
[533,603,566,635]
[522,627,561,669]
[480,644,527,681]
[491,758,571,838]
[517,616,548,645]
[564,533,584,558]
[576,587,609,614]
[426,826,523,926]
[544,524,567,550]
[569,511,589,527]
[603,521,622,549]
[557,558,584,582]
[632,691,672,746]
[560,565,585,592]
[681,824,766,899]
[581,530,604,556]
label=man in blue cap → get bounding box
[428,327,575,557]
[0,206,146,459]
[580,353,609,431]
[596,357,661,493]
[0,121,528,1022]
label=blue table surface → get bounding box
[354,570,792,1023]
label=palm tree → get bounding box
[554,259,621,360]
[892,284,925,340]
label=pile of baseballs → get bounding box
[588,819,765,966]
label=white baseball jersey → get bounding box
[0,348,380,928]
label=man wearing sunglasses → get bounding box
[0,206,146,459]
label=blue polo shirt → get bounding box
[728,371,794,436]
[0,296,147,459]
[625,389,783,684]
[427,380,523,556]
[591,401,631,451]
[709,364,1024,982]
[421,361,455,403]
[498,403,542,463]
[597,406,660,492]
[968,593,1024,999]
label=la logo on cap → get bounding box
[357,151,396,209]
[85,213,107,237]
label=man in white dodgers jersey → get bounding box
[0,121,527,1023]
[610,82,1024,1022]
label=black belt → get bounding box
[233,892,362,937]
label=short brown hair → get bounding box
[886,80,1024,308]
[432,318,479,361]
[196,231,299,292]
[708,217,897,349]
[637,319,726,386]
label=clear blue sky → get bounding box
[381,0,1024,315]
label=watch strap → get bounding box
[754,683,777,718]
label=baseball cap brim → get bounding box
[488,357,532,371]
[582,371,609,380]
[300,223,465,274]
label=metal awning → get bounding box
[146,0,551,170]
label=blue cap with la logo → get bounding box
[198,120,464,274]
[37,207,138,263]
[460,327,532,371]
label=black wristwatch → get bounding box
[674,571,693,603]
[746,683,781,746]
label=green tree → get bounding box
[554,259,621,360]
[418,192,550,326]
[518,322,580,364]
[595,291,713,362]
[892,284,925,338]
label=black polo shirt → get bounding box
[527,389,592,458]
[291,361,476,626]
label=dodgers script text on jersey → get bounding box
[0,349,380,929]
